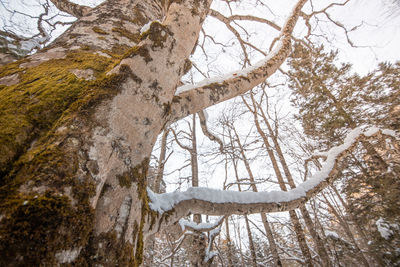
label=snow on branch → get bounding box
[169,0,307,123]
[179,216,225,232]
[204,225,221,263]
[148,127,396,218]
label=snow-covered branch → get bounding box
[169,0,307,123]
[148,127,397,220]
[179,216,225,232]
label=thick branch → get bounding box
[169,0,307,123]
[149,127,396,220]
[50,0,92,18]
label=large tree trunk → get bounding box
[0,0,211,265]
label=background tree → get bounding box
[287,44,400,265]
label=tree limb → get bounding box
[198,110,224,152]
[169,0,307,123]
[149,127,397,223]
[50,0,92,18]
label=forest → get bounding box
[0,0,399,266]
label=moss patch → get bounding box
[92,26,108,35]
[76,231,135,266]
[123,45,152,63]
[0,191,93,266]
[0,50,118,181]
[112,27,141,43]
[0,52,136,265]
[140,21,172,49]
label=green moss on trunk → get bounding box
[0,49,141,265]
[0,50,119,179]
[0,191,93,266]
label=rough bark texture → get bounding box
[0,0,211,265]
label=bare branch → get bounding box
[198,110,224,152]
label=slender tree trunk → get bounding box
[240,99,313,266]
[330,186,384,266]
[321,193,371,266]
[247,92,333,266]
[187,114,209,267]
[233,126,282,266]
[237,221,246,267]
[244,215,258,267]
[224,218,235,267]
[230,156,258,267]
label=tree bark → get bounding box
[0,0,212,265]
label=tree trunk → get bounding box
[224,218,235,267]
[0,0,211,265]
[231,156,258,267]
[188,114,210,267]
[321,192,371,266]
[233,126,282,266]
[246,91,334,266]
[244,215,258,267]
[241,98,313,266]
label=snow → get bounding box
[114,196,132,238]
[325,230,340,239]
[140,20,161,34]
[174,39,284,96]
[20,35,49,53]
[55,247,81,263]
[376,217,393,240]
[204,226,221,263]
[179,217,223,231]
[204,250,218,263]
[314,126,398,157]
[382,129,398,139]
[148,126,386,214]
